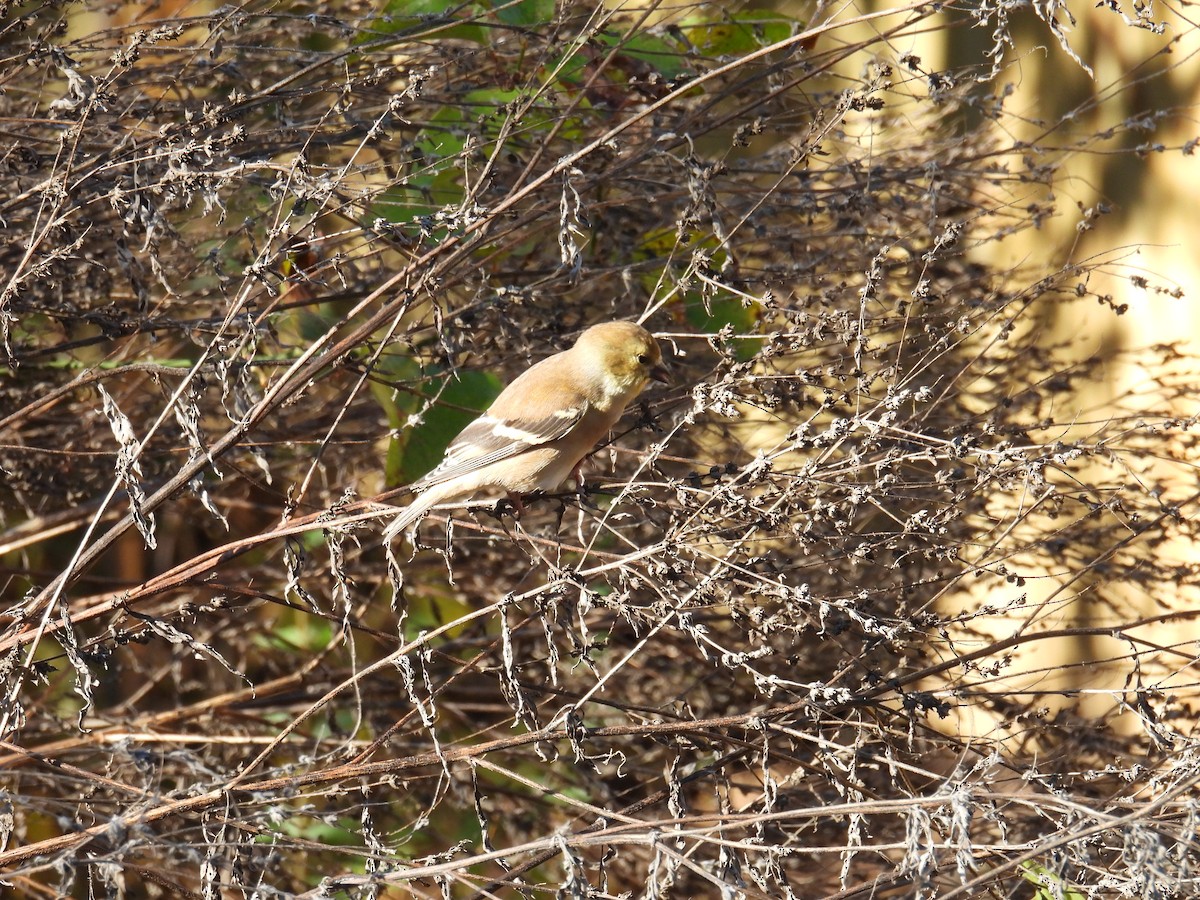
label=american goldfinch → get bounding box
[384,321,669,541]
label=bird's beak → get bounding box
[650,363,671,385]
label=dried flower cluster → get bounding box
[1,2,1197,898]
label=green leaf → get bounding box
[372,91,528,228]
[365,0,490,44]
[370,105,467,226]
[594,29,689,79]
[685,12,799,57]
[1019,862,1086,900]
[487,0,555,26]
[635,228,762,361]
[385,368,503,485]
[268,617,334,654]
[269,814,363,847]
[462,86,526,124]
[685,293,762,361]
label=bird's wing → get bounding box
[410,401,588,491]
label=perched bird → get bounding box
[384,321,669,541]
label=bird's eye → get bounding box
[637,354,650,365]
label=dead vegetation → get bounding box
[1,1,1198,897]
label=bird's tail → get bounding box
[382,483,453,543]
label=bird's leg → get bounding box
[505,492,526,519]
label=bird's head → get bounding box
[575,321,670,398]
